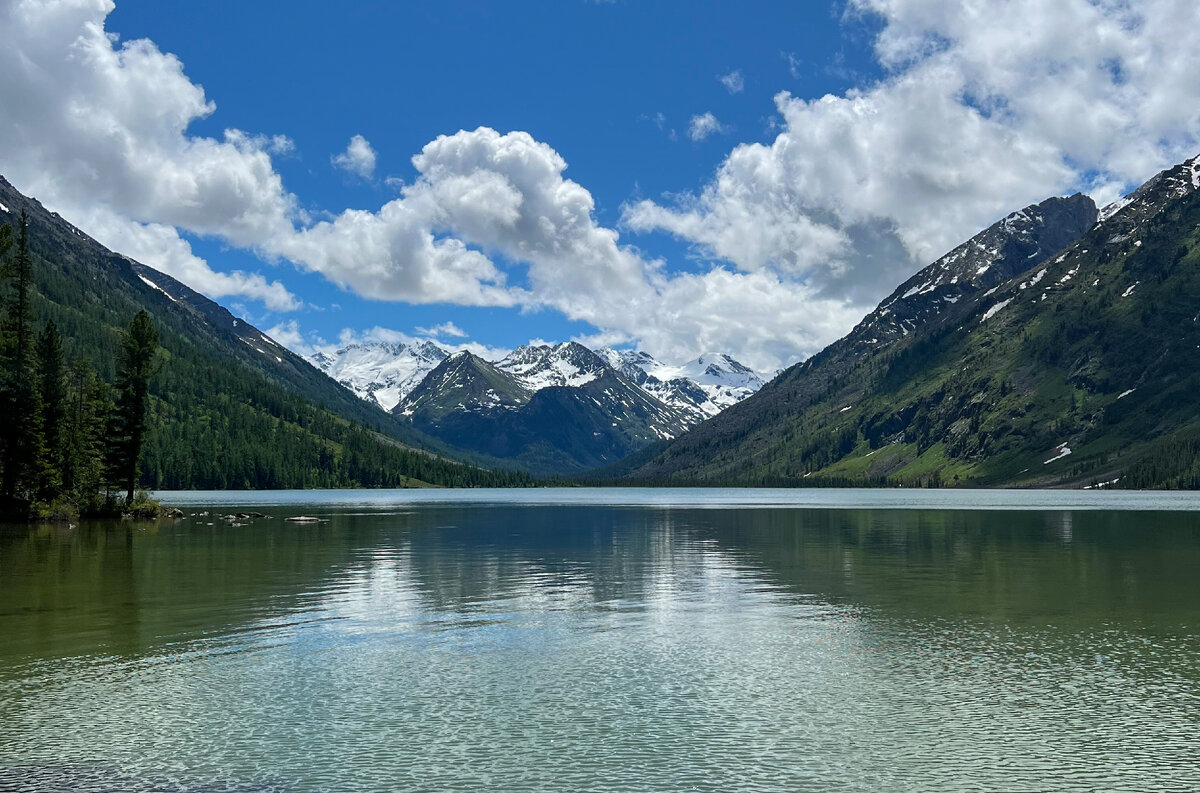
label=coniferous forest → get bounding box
[0,184,535,519]
[0,211,157,518]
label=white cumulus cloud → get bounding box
[688,112,727,141]
[626,0,1200,310]
[0,0,514,311]
[78,206,302,312]
[332,134,377,179]
[0,0,299,305]
[719,69,744,94]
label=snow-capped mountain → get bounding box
[595,348,765,422]
[392,350,692,474]
[396,351,531,420]
[309,340,449,411]
[496,342,609,390]
[309,339,768,426]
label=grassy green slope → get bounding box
[629,158,1200,488]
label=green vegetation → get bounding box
[627,166,1200,489]
[0,182,536,509]
[0,211,140,518]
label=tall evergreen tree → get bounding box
[108,310,158,506]
[0,210,44,502]
[64,359,112,512]
[36,320,67,500]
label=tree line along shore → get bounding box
[1,211,158,521]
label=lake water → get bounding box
[1,488,1198,792]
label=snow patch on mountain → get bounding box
[1098,195,1133,223]
[497,342,607,390]
[308,340,449,411]
[137,274,176,302]
[595,348,765,421]
[980,298,1013,323]
[1043,443,1072,465]
[311,338,765,426]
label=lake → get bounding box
[1,488,1198,791]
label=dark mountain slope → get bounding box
[627,192,1098,482]
[627,155,1200,487]
[0,175,532,488]
[395,353,691,475]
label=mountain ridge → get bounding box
[623,154,1200,488]
[309,337,768,421]
[392,350,693,474]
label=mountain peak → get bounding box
[849,192,1097,348]
[307,339,450,411]
[1096,152,1200,228]
[394,351,530,421]
[497,340,609,390]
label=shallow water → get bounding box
[1,489,1198,791]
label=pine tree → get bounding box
[64,359,112,513]
[36,320,67,500]
[0,210,44,503]
[108,310,158,506]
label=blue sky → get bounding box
[105,0,881,353]
[2,0,1198,370]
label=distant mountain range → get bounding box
[619,153,1200,489]
[310,339,765,421]
[309,339,766,474]
[307,337,767,473]
[394,347,693,473]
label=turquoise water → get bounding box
[1,489,1198,791]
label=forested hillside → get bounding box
[0,176,534,492]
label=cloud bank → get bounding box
[625,0,1200,307]
[1,0,1198,370]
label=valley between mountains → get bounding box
[4,151,1199,488]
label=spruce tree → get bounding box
[65,359,112,513]
[0,210,44,503]
[36,320,67,500]
[109,310,158,506]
